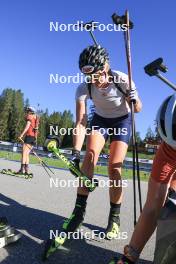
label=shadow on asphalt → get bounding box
[0,193,152,264]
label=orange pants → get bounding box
[151,142,176,184]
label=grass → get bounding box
[126,151,154,160]
[102,150,154,160]
[0,150,150,181]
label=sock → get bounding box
[75,194,88,210]
[109,202,121,224]
[24,164,29,173]
[19,164,25,172]
[63,194,88,232]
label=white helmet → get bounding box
[25,106,36,114]
[156,93,176,147]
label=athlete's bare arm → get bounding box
[73,100,87,151]
[19,121,31,138]
[133,97,142,113]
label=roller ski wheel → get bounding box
[42,235,66,261]
[44,137,60,152]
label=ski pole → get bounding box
[144,58,176,91]
[19,138,54,178]
[125,11,138,225]
[124,11,142,214]
[78,21,99,46]
[112,10,143,225]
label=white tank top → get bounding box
[75,70,136,118]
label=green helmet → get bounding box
[79,45,109,74]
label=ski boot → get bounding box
[105,212,120,240]
[42,204,86,261]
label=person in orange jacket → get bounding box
[111,94,176,264]
[18,106,39,175]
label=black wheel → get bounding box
[43,135,61,152]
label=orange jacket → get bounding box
[26,114,39,138]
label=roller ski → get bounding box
[0,169,33,179]
[42,197,86,261]
[44,136,98,192]
[0,217,22,248]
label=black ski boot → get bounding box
[42,194,87,261]
[105,203,120,240]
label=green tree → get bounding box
[0,88,15,140]
[8,90,24,141]
[144,126,155,142]
[0,88,75,148]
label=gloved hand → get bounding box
[69,149,81,176]
[128,88,138,104]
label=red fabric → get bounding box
[151,142,176,184]
[25,114,38,137]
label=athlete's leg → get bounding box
[24,144,32,173]
[21,144,25,164]
[25,144,32,164]
[129,178,168,258]
[118,142,176,263]
[105,141,128,239]
[78,130,106,195]
[19,144,28,173]
[108,141,128,204]
[63,131,105,234]
[20,143,32,174]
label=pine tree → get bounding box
[0,88,14,140]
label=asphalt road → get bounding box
[0,159,155,264]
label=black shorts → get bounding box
[24,136,36,146]
[90,113,131,144]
